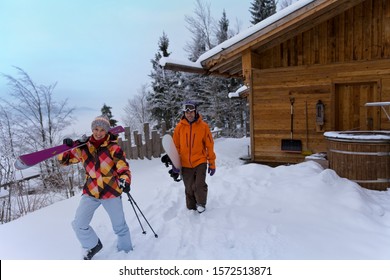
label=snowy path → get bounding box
[1,137,390,260]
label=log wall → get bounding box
[248,0,390,164]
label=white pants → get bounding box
[72,195,133,252]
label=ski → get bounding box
[14,125,125,170]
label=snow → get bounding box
[196,0,316,63]
[0,187,8,198]
[159,56,202,70]
[324,131,390,141]
[365,102,390,106]
[2,136,390,277]
[228,85,248,98]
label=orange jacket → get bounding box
[173,114,216,169]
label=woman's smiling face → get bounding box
[92,126,107,140]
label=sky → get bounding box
[1,137,390,279]
[0,0,252,136]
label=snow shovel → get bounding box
[281,97,302,152]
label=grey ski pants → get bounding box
[72,195,133,252]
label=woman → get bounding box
[58,115,132,260]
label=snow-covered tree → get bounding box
[0,67,76,222]
[216,9,229,44]
[182,3,246,137]
[279,0,296,10]
[1,67,74,170]
[122,84,153,133]
[249,0,277,25]
[0,105,16,192]
[184,0,215,61]
[100,103,117,127]
[148,32,184,131]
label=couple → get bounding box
[59,101,216,260]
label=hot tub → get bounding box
[324,131,390,191]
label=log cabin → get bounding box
[161,0,390,189]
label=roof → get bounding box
[160,0,365,77]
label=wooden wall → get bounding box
[251,59,390,163]
[247,0,390,164]
[256,0,390,68]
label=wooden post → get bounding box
[144,123,152,160]
[161,121,166,135]
[119,124,166,159]
[137,133,144,159]
[68,177,75,197]
[125,126,132,159]
[131,145,138,159]
[132,130,139,159]
[151,130,161,157]
[160,121,167,153]
[121,140,130,159]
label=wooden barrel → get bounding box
[325,131,390,191]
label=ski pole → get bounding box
[126,193,146,235]
[126,193,158,238]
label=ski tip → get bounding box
[14,158,31,170]
[109,125,125,135]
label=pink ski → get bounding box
[14,126,125,170]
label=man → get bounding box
[58,115,132,260]
[172,100,216,213]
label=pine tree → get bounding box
[100,104,118,127]
[216,10,229,44]
[249,0,276,25]
[211,10,244,134]
[183,5,246,137]
[148,32,184,131]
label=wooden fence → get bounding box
[117,122,168,160]
[117,122,225,160]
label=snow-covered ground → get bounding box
[1,137,390,278]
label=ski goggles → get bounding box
[183,104,196,112]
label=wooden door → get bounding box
[334,82,380,131]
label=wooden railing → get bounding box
[117,122,167,160]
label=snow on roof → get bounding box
[159,57,202,70]
[228,85,248,98]
[160,0,315,69]
[228,91,240,98]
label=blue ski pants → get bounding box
[72,195,133,252]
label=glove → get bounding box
[75,134,89,144]
[119,178,131,193]
[169,169,181,182]
[172,166,180,174]
[63,138,74,147]
[208,167,216,176]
